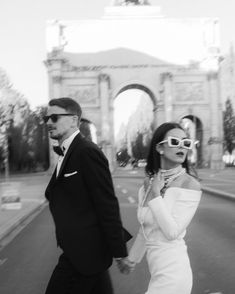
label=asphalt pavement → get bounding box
[0,166,234,246]
[0,172,50,245]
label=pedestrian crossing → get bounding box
[115,183,137,205]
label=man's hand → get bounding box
[115,257,136,274]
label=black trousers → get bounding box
[45,253,114,294]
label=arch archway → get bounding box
[181,115,203,167]
[115,83,157,110]
[113,86,155,166]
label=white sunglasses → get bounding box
[158,136,194,150]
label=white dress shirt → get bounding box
[56,129,80,176]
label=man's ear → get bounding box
[72,115,79,127]
[77,117,82,128]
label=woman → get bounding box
[127,122,201,294]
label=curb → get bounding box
[0,200,47,245]
[202,187,235,201]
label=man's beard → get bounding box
[49,130,60,140]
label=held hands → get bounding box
[115,257,136,274]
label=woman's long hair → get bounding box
[145,122,190,177]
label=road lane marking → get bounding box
[202,178,235,184]
[128,196,136,204]
[22,199,45,203]
[0,258,7,266]
[129,171,138,174]
[203,182,234,186]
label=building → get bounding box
[45,0,224,170]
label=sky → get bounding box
[0,0,235,109]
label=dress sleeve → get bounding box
[148,189,201,241]
[128,227,146,263]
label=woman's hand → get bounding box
[116,257,135,274]
[126,258,136,272]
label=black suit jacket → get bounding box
[45,133,130,275]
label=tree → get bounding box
[0,68,12,89]
[15,106,50,172]
[0,68,30,129]
[0,87,32,172]
[0,68,49,173]
[132,132,150,160]
[126,94,153,158]
[223,98,235,154]
[33,106,49,170]
[0,68,30,175]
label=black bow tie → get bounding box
[53,145,64,156]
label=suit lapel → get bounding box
[57,133,83,179]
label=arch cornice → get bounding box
[112,80,158,107]
[175,111,203,124]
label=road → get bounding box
[0,174,234,294]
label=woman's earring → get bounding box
[159,151,164,155]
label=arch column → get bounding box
[51,75,62,98]
[45,51,64,99]
[161,72,173,122]
[207,72,224,169]
[44,55,65,172]
[99,74,114,170]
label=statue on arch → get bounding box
[111,0,150,6]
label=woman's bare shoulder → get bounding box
[181,173,201,191]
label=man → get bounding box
[44,97,131,293]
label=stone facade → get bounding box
[220,45,235,109]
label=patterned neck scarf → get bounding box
[157,165,186,196]
[144,165,186,202]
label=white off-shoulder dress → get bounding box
[129,186,202,294]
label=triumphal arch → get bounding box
[45,0,224,170]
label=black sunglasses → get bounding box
[43,113,76,123]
